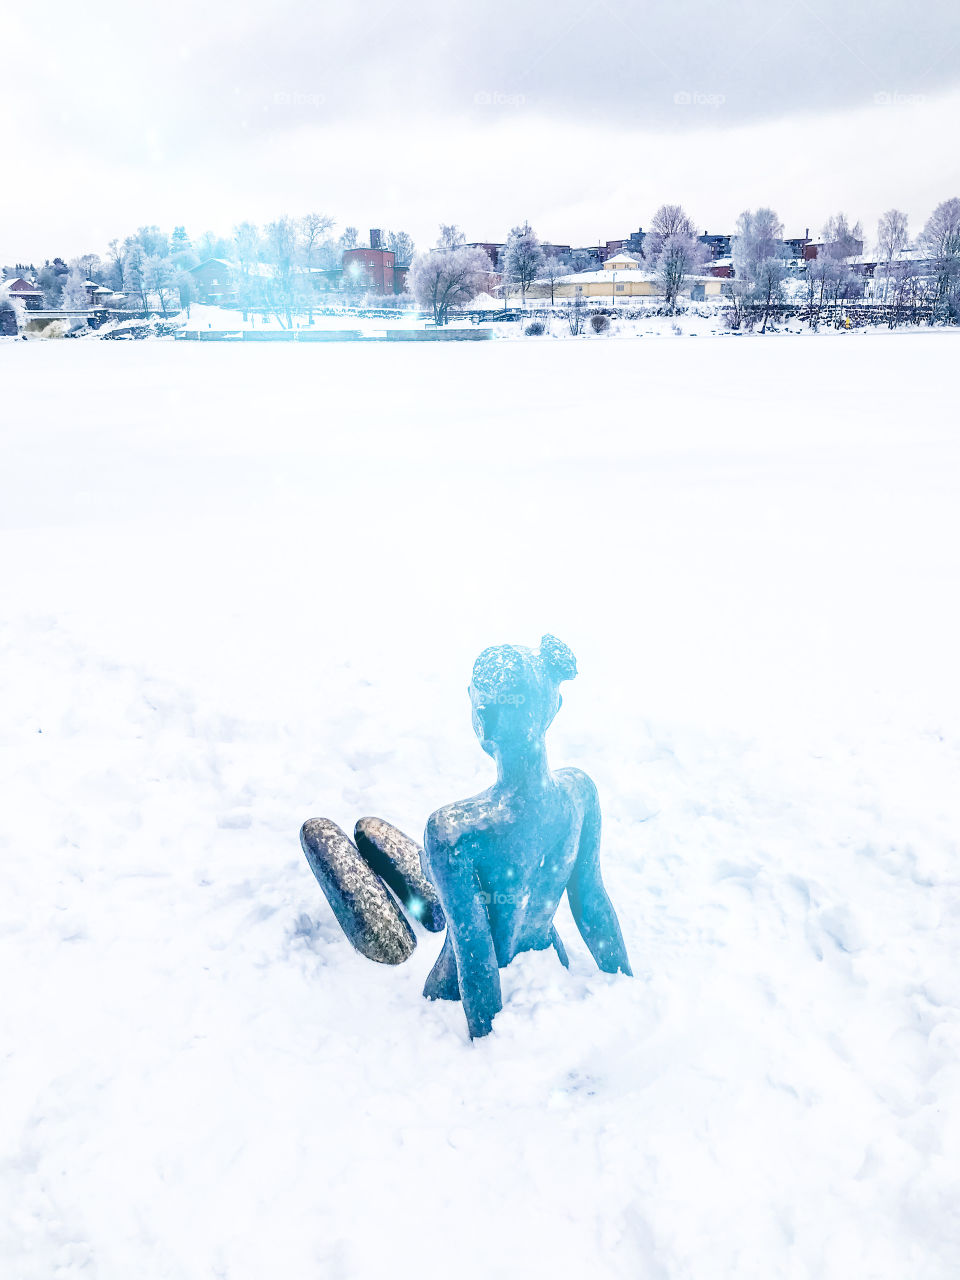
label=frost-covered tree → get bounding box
[75,252,102,283]
[500,223,544,304]
[876,209,909,302]
[195,230,233,261]
[643,204,696,261]
[540,251,570,305]
[821,213,863,260]
[105,240,125,291]
[750,257,786,332]
[38,258,69,306]
[408,245,491,324]
[122,244,149,310]
[169,226,196,269]
[131,225,169,259]
[300,212,335,266]
[174,268,195,311]
[921,197,960,318]
[803,253,835,327]
[732,208,785,284]
[876,209,908,266]
[885,259,925,327]
[339,226,359,251]
[144,254,175,315]
[437,224,466,249]
[565,248,597,274]
[232,221,262,316]
[299,212,336,321]
[264,217,299,327]
[59,265,89,310]
[649,233,706,310]
[386,230,415,265]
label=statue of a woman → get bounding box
[420,635,632,1037]
[300,635,632,1039]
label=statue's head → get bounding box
[469,634,578,758]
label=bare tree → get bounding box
[649,233,706,310]
[386,230,416,264]
[144,254,174,316]
[643,204,697,261]
[233,221,262,318]
[122,243,149,310]
[437,224,466,249]
[733,208,785,285]
[821,212,864,259]
[500,223,545,305]
[105,240,125,291]
[541,251,570,305]
[74,252,101,282]
[567,284,586,334]
[300,212,335,322]
[59,265,89,310]
[408,246,491,324]
[264,217,299,327]
[921,197,960,320]
[751,257,786,332]
[876,209,909,302]
[886,259,925,327]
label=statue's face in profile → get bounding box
[469,684,498,758]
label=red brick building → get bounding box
[342,230,408,295]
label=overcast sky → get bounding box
[3,0,959,261]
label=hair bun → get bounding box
[539,634,577,682]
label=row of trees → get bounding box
[3,218,417,321]
[727,200,960,329]
[8,198,960,329]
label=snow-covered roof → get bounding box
[190,258,237,272]
[603,252,642,267]
[536,268,658,285]
[1,276,42,292]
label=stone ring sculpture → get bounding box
[300,635,632,1038]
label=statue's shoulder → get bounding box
[554,767,600,812]
[425,790,496,850]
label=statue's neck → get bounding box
[495,740,551,792]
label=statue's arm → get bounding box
[424,812,502,1038]
[564,773,633,976]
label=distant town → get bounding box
[3,198,959,338]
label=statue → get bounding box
[300,636,632,1038]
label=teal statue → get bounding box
[300,635,632,1038]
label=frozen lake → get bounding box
[2,333,959,1278]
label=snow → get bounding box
[2,334,959,1279]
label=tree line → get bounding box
[6,197,960,330]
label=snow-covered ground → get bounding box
[2,334,959,1279]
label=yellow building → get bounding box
[506,251,725,304]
